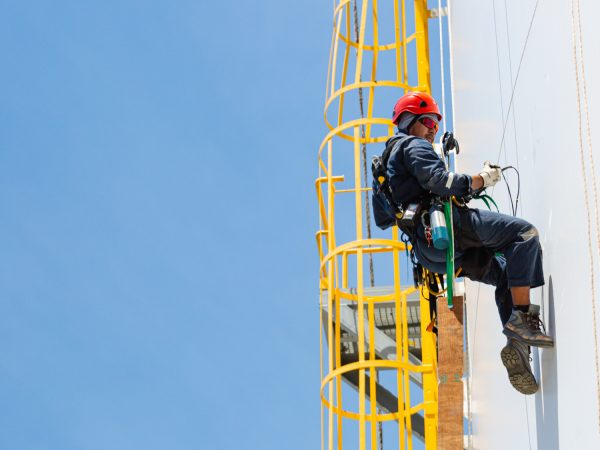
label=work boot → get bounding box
[500,338,538,395]
[502,304,554,348]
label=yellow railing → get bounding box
[317,1,437,449]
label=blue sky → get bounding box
[0,1,450,449]
[1,1,328,449]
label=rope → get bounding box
[444,200,455,307]
[352,0,375,289]
[467,282,481,450]
[492,0,507,167]
[464,294,474,450]
[437,0,447,133]
[524,398,533,450]
[502,0,521,192]
[494,0,539,164]
[352,1,382,447]
[571,0,600,435]
[485,6,536,449]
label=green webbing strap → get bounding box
[444,200,454,308]
[440,191,498,309]
[473,193,499,212]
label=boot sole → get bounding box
[502,328,555,348]
[500,344,538,395]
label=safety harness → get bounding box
[371,135,419,226]
[371,132,484,323]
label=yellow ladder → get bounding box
[316,1,440,449]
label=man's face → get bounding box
[408,116,438,144]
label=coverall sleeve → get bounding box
[404,138,472,197]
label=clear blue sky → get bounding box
[0,1,327,449]
[0,1,449,449]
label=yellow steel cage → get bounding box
[317,1,439,449]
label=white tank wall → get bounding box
[449,0,600,448]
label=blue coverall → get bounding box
[382,131,544,326]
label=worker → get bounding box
[373,91,554,395]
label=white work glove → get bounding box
[479,161,502,188]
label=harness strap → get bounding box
[473,193,499,212]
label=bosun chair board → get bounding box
[437,295,464,450]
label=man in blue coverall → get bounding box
[373,91,554,395]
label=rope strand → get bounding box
[495,0,539,164]
[437,0,447,134]
[352,2,381,447]
[572,0,600,435]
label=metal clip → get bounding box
[425,226,433,247]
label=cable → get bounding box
[491,0,507,204]
[464,295,473,450]
[437,0,447,133]
[571,0,600,434]
[574,0,600,404]
[495,0,539,163]
[352,3,382,447]
[352,0,375,289]
[500,166,520,217]
[484,7,534,448]
[502,0,521,184]
[524,397,533,450]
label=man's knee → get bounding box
[519,226,539,242]
[459,247,495,280]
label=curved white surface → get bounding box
[450,0,600,448]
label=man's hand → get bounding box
[479,161,502,188]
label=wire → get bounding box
[464,296,473,450]
[352,0,375,289]
[484,6,535,449]
[495,0,540,163]
[501,170,514,216]
[524,397,533,450]
[351,3,383,447]
[501,166,520,216]
[437,0,446,133]
[571,0,600,434]
[503,0,521,176]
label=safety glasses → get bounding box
[419,116,439,132]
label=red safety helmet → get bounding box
[392,91,442,124]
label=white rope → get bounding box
[446,0,457,138]
[437,0,446,133]
[466,283,481,450]
[445,2,475,446]
[524,397,533,450]
[464,291,475,450]
[492,0,506,135]
[476,0,539,449]
[571,0,600,436]
[492,4,539,447]
[490,0,506,200]
[466,8,501,440]
[494,0,539,164]
[502,0,521,182]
